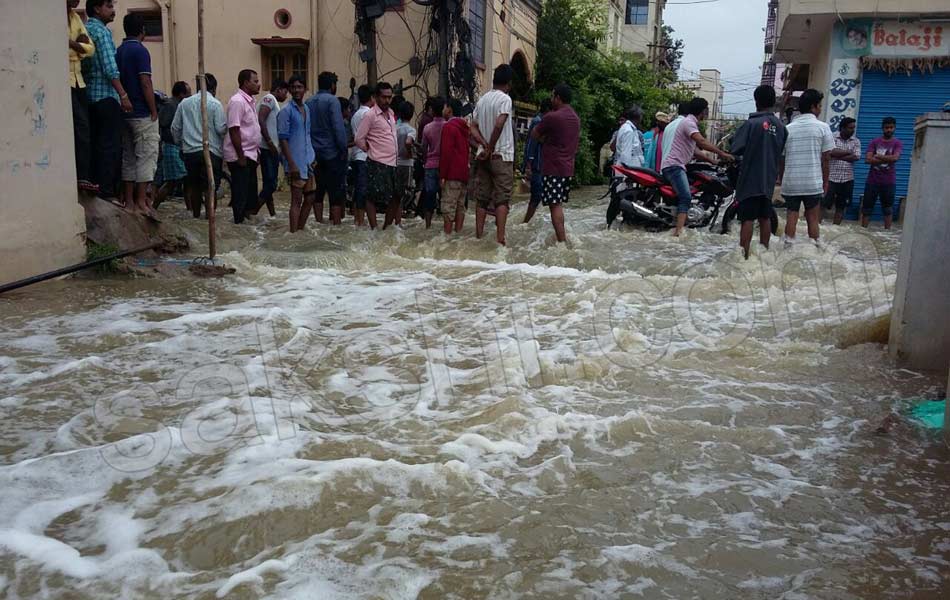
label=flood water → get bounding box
[1,188,948,599]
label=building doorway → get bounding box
[251,38,310,89]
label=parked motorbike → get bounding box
[605,163,732,231]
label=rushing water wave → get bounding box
[1,189,947,599]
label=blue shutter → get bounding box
[850,66,950,221]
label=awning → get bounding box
[251,37,309,49]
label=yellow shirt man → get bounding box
[68,9,95,88]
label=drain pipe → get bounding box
[0,242,162,295]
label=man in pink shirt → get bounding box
[224,69,262,224]
[355,81,398,230]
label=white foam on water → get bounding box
[216,559,289,598]
[0,198,945,597]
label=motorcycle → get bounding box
[605,162,733,231]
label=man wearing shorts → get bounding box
[862,117,902,230]
[822,117,861,225]
[355,82,399,230]
[115,13,160,218]
[439,99,471,235]
[471,64,514,245]
[531,85,581,243]
[307,71,348,225]
[171,73,226,219]
[278,75,316,232]
[730,85,787,259]
[779,88,834,247]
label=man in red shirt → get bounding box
[531,84,581,243]
[439,99,472,235]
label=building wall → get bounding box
[0,1,87,285]
[103,0,537,111]
[680,69,725,138]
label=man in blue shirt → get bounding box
[522,99,550,224]
[305,72,348,225]
[82,0,133,202]
[280,75,316,232]
[115,13,160,218]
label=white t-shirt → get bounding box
[396,121,417,167]
[257,93,281,150]
[782,113,835,197]
[473,89,514,162]
[350,105,371,162]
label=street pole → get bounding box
[438,0,450,98]
[197,0,216,259]
[366,17,378,86]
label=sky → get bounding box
[664,0,768,116]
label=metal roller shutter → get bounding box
[849,66,950,221]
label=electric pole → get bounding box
[366,17,378,86]
[438,0,450,98]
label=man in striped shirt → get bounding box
[779,89,834,247]
[823,117,861,225]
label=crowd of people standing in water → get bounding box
[69,0,581,245]
[69,0,900,252]
[606,82,902,258]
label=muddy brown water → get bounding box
[1,188,947,599]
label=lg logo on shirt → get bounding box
[761,122,778,136]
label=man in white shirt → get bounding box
[171,73,227,219]
[349,85,374,226]
[256,80,288,217]
[470,64,513,246]
[779,88,834,246]
[614,105,644,169]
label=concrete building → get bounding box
[81,0,541,112]
[680,69,725,143]
[601,0,666,61]
[0,2,87,285]
[773,0,950,220]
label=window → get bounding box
[130,10,164,40]
[469,0,487,65]
[274,9,292,29]
[292,53,307,81]
[626,0,648,26]
[270,54,286,86]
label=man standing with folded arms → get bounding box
[68,0,97,195]
[779,88,834,247]
[224,69,263,224]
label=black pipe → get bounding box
[0,242,162,295]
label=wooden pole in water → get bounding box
[197,0,216,260]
